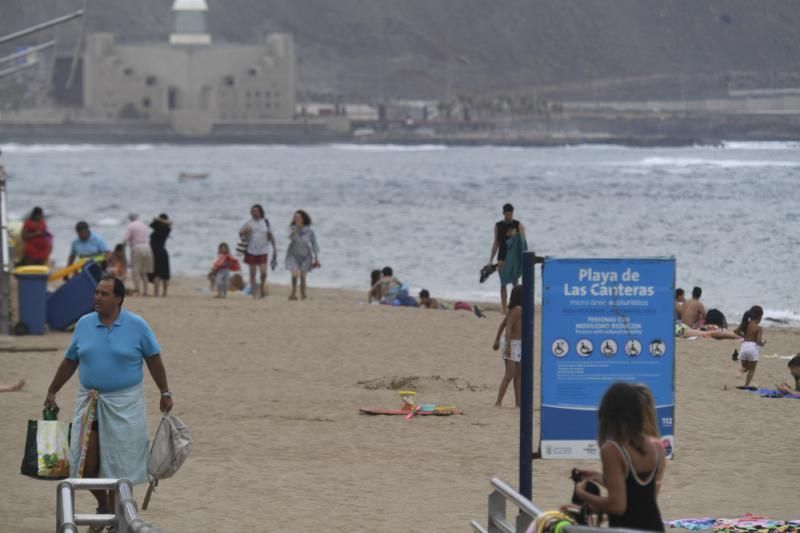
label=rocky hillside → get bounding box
[4,0,800,101]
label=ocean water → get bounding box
[2,141,799,324]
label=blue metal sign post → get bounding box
[519,251,536,499]
[539,257,676,460]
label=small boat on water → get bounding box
[178,172,209,182]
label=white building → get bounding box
[83,0,296,135]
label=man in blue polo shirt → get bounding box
[44,276,173,519]
[68,220,111,266]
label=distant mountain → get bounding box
[4,0,800,102]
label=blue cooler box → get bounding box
[14,273,49,335]
[46,262,102,331]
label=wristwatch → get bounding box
[161,391,173,398]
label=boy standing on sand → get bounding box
[492,286,523,407]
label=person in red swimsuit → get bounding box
[20,206,52,265]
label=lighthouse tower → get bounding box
[169,0,211,45]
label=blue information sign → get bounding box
[540,258,675,459]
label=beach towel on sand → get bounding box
[70,383,149,485]
[747,388,800,399]
[499,233,527,284]
[666,514,800,531]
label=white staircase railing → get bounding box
[471,477,645,533]
[56,478,165,533]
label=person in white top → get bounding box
[123,212,153,296]
[239,204,277,298]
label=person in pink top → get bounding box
[123,212,153,296]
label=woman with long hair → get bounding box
[572,382,666,531]
[285,209,320,300]
[240,204,277,299]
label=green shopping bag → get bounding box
[20,407,71,479]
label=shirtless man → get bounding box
[418,289,441,309]
[674,288,685,320]
[777,354,800,397]
[488,203,527,313]
[680,286,706,328]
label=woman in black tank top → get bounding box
[574,382,666,532]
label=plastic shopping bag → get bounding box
[20,407,71,479]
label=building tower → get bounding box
[169,0,211,45]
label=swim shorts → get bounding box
[501,337,522,362]
[739,341,759,362]
[244,253,267,265]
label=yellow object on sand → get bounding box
[13,265,50,275]
[399,391,416,410]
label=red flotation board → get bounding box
[359,407,462,416]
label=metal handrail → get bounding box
[0,60,39,81]
[57,478,166,533]
[0,41,56,67]
[472,477,647,533]
[492,478,544,521]
[0,10,84,45]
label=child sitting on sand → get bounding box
[370,266,402,303]
[492,285,522,407]
[368,270,382,302]
[733,305,766,387]
[106,244,127,279]
[570,382,666,531]
[777,353,800,397]
[209,242,240,298]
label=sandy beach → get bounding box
[0,277,798,532]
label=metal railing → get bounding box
[471,477,644,533]
[56,478,165,533]
[0,10,84,46]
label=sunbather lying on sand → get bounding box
[676,323,742,340]
[0,379,25,392]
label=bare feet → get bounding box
[288,294,298,301]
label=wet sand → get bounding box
[0,277,798,531]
